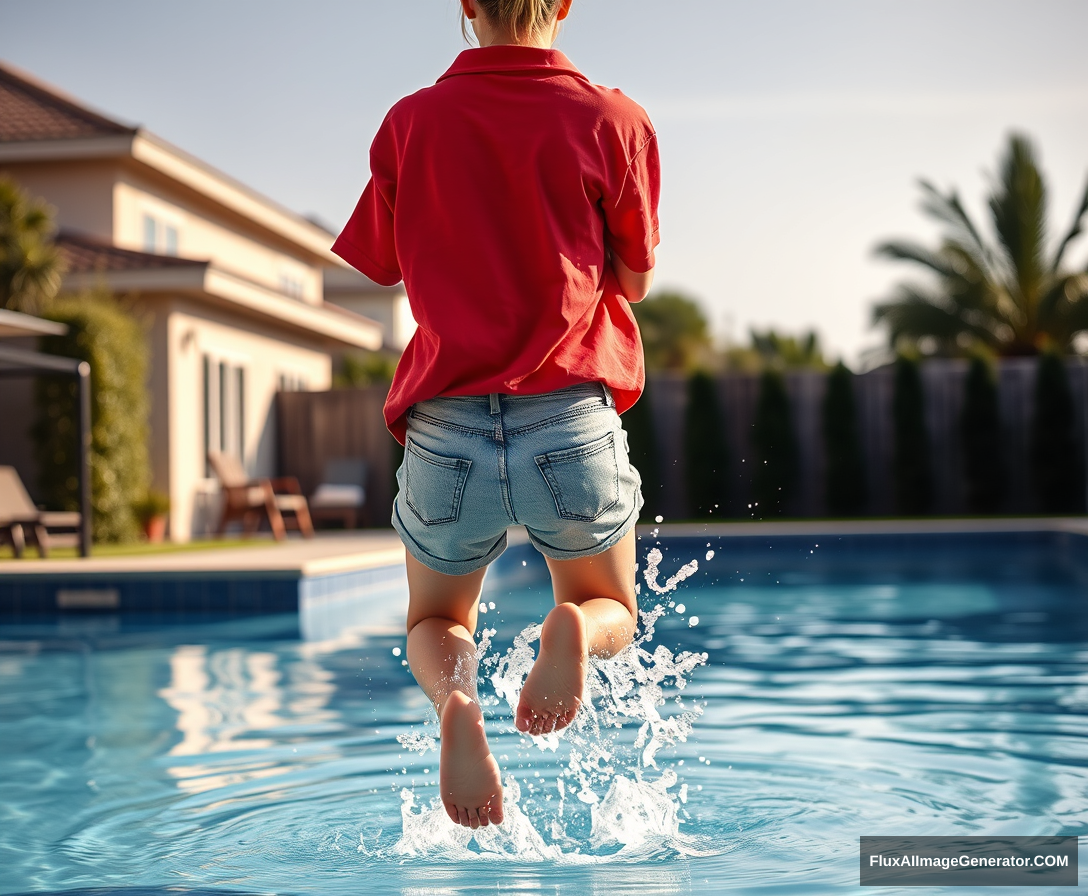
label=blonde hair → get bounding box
[461,0,564,43]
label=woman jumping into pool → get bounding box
[333,0,659,829]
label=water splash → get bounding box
[388,548,711,861]
[643,548,699,595]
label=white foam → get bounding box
[389,546,712,861]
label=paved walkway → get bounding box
[2,518,1084,580]
[0,531,405,577]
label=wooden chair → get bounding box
[0,465,81,558]
[309,457,368,529]
[207,452,314,541]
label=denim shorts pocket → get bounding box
[404,438,472,526]
[535,432,620,522]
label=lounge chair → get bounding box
[309,458,368,529]
[207,452,314,541]
[0,465,81,558]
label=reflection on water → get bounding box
[0,535,1086,895]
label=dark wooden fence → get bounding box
[646,359,1088,519]
[276,386,399,528]
[277,358,1088,526]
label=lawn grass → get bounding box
[0,537,274,562]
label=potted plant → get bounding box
[134,491,171,543]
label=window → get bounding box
[202,354,248,473]
[164,225,178,256]
[143,214,158,253]
[278,372,308,393]
[202,355,211,477]
[279,274,305,300]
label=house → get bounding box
[0,60,393,541]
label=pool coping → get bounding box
[2,519,1084,619]
[635,516,1088,540]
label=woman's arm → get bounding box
[610,250,655,303]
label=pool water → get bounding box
[1,531,1085,895]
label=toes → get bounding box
[488,802,505,825]
[457,806,471,827]
[444,803,460,825]
[476,806,490,827]
[467,808,481,830]
[515,704,533,732]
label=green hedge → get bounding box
[622,382,663,520]
[822,362,867,515]
[892,355,932,515]
[683,371,729,518]
[1030,353,1083,513]
[961,356,1004,513]
[33,293,150,543]
[752,370,798,516]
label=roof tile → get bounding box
[0,61,135,143]
[57,232,206,274]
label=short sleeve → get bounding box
[331,120,402,286]
[603,132,660,274]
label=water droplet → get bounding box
[705,550,715,560]
[391,647,401,656]
[675,603,686,614]
[489,601,496,609]
[689,616,700,627]
[654,515,663,523]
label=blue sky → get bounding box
[2,0,1087,364]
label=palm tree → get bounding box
[0,176,64,315]
[873,133,1088,356]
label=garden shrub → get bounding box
[622,382,663,521]
[752,370,798,516]
[822,361,867,516]
[683,371,729,518]
[1030,353,1083,513]
[892,355,932,515]
[960,356,1004,513]
[33,291,150,543]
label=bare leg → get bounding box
[405,553,503,828]
[516,529,638,736]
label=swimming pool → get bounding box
[1,528,1085,894]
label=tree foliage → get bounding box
[752,370,798,516]
[0,177,65,315]
[822,362,867,515]
[750,329,829,370]
[683,371,729,518]
[960,357,1004,513]
[1030,353,1083,513]
[632,292,712,372]
[334,351,399,388]
[34,291,150,543]
[892,356,932,514]
[873,133,1088,357]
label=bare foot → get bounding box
[440,691,503,828]
[516,602,587,736]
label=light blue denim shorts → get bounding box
[392,383,643,575]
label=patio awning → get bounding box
[0,342,92,558]
[0,308,68,339]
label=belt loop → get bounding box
[489,393,501,415]
[601,383,615,408]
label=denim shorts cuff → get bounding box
[527,497,641,562]
[392,505,508,575]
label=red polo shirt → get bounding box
[332,46,660,444]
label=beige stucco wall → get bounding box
[0,160,117,241]
[113,174,322,304]
[326,292,416,351]
[163,300,331,541]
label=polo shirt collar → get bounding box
[438,46,588,82]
